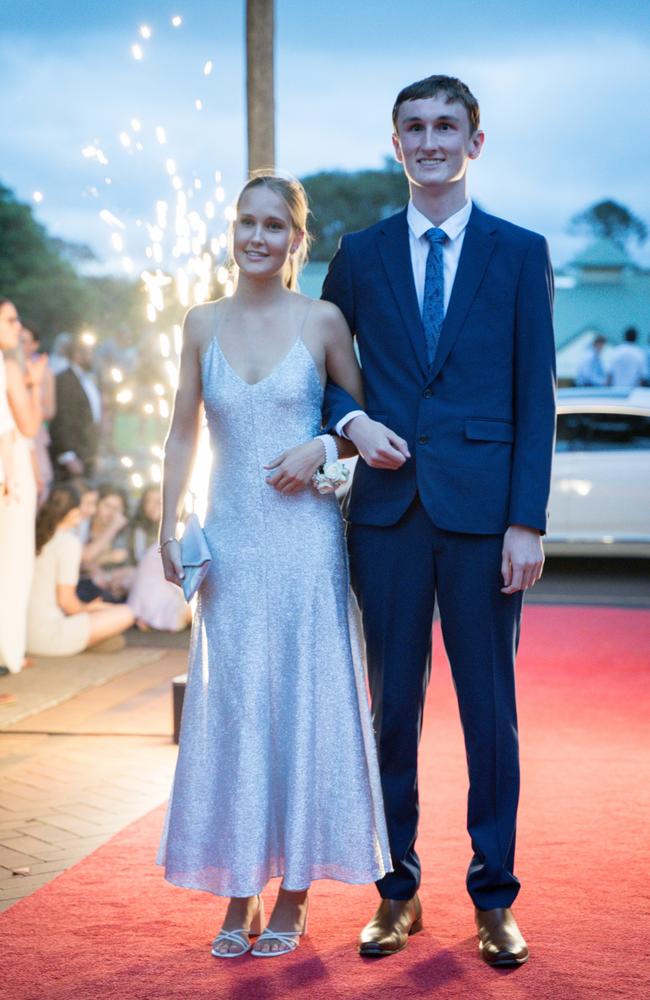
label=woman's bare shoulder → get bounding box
[306,297,351,342]
[183,300,224,352]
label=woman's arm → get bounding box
[320,302,364,460]
[4,356,45,437]
[56,584,108,614]
[41,363,56,421]
[56,583,92,615]
[54,534,105,614]
[159,307,205,585]
[265,302,364,494]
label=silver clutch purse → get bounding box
[180,512,212,602]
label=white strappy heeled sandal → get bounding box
[250,900,309,958]
[211,895,266,958]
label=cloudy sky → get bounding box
[2,0,649,272]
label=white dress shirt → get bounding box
[406,198,472,315]
[575,346,608,387]
[607,343,648,388]
[335,199,473,437]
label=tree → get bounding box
[301,159,408,261]
[0,182,145,345]
[0,183,95,340]
[569,199,647,248]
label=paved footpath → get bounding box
[0,641,186,912]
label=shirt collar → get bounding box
[407,198,473,242]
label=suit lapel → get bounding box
[376,210,428,378]
[429,205,497,382]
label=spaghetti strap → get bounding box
[297,299,314,343]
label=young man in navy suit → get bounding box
[322,75,556,966]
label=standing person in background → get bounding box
[575,334,608,387]
[0,298,45,674]
[49,334,101,481]
[607,327,648,388]
[0,347,15,686]
[21,322,55,503]
[48,332,73,376]
[0,350,15,500]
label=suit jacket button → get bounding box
[423,388,432,398]
[418,434,429,445]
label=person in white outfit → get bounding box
[20,323,56,503]
[608,328,648,388]
[0,298,44,673]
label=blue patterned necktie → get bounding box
[422,227,447,369]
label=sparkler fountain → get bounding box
[77,13,233,518]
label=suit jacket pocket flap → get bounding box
[465,418,514,443]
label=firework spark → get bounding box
[77,15,232,497]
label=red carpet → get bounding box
[3,606,650,1000]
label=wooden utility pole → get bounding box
[246,0,275,174]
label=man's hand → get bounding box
[501,525,544,594]
[346,414,410,469]
[265,439,325,494]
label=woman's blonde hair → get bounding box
[231,173,312,291]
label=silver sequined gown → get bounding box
[157,333,392,897]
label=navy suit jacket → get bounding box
[322,205,556,534]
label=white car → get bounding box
[337,388,650,557]
[546,387,650,557]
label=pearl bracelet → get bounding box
[158,537,177,553]
[315,433,338,467]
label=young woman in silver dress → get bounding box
[158,176,391,959]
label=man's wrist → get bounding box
[341,412,371,440]
[335,409,366,439]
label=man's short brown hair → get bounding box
[392,75,480,134]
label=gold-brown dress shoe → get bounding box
[358,895,422,957]
[475,907,529,966]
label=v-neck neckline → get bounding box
[208,333,302,387]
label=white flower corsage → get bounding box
[312,460,351,495]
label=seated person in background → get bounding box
[127,484,192,632]
[78,483,134,602]
[130,483,160,562]
[27,483,134,656]
[73,481,99,543]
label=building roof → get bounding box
[555,240,649,357]
[570,238,631,269]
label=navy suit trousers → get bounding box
[348,496,523,909]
